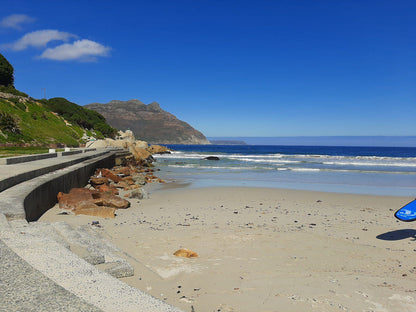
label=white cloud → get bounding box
[39,39,110,61]
[0,14,35,29]
[5,29,77,51]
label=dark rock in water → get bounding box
[204,156,220,161]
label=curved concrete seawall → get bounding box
[0,150,115,221]
[25,153,114,221]
[0,149,184,312]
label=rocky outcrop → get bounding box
[86,130,171,167]
[56,157,165,218]
[85,99,210,145]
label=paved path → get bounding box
[0,149,112,192]
[0,240,103,312]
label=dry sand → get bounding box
[40,186,416,312]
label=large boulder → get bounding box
[94,193,130,209]
[74,202,116,218]
[57,188,98,210]
[57,186,130,218]
[147,144,170,154]
[133,140,148,149]
[90,177,110,186]
[95,168,122,183]
[94,183,119,195]
[128,146,155,167]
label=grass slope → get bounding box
[0,97,85,147]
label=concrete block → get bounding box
[61,150,83,156]
[0,152,57,165]
[100,261,134,278]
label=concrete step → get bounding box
[10,219,70,249]
[51,222,134,278]
[1,220,183,312]
[8,220,134,278]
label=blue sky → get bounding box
[1,0,415,137]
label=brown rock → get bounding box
[58,188,98,210]
[95,184,119,195]
[173,249,198,258]
[114,167,131,176]
[127,184,140,190]
[122,176,135,185]
[95,168,122,183]
[115,181,130,189]
[90,177,110,186]
[74,201,116,218]
[57,192,64,201]
[94,193,130,209]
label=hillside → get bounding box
[0,53,117,147]
[0,94,82,146]
[85,99,210,144]
[0,93,117,147]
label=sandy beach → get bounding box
[40,185,416,312]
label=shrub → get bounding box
[40,97,118,138]
[0,111,20,134]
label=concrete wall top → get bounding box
[0,152,58,165]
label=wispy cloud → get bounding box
[0,14,35,29]
[39,39,110,61]
[3,29,77,51]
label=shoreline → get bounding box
[40,184,416,312]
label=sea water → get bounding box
[152,145,416,196]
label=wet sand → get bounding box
[40,186,416,312]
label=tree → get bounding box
[0,53,14,87]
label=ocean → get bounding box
[152,145,416,196]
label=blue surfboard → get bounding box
[395,199,416,222]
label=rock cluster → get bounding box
[85,130,170,167]
[57,153,166,218]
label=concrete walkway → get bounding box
[0,150,184,312]
[0,239,103,312]
[0,149,113,192]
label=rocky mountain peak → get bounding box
[85,99,210,145]
[148,101,162,111]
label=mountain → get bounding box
[85,99,210,144]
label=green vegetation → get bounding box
[0,98,85,146]
[0,53,14,87]
[0,85,29,97]
[0,53,119,147]
[40,97,118,139]
[0,146,49,158]
[0,111,21,134]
